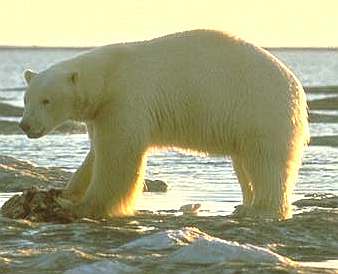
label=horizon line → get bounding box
[0,45,338,51]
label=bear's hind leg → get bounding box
[232,156,254,208]
[242,147,294,220]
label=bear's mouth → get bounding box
[26,129,45,139]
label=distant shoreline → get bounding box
[0,45,92,50]
[0,45,337,51]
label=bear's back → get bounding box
[118,30,301,117]
[71,30,308,153]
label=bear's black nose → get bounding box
[19,121,31,132]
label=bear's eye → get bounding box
[42,99,50,105]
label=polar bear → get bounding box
[20,30,309,220]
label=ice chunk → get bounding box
[118,227,206,251]
[169,238,292,265]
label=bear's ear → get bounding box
[69,72,79,85]
[24,69,37,83]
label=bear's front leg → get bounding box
[63,150,94,202]
[74,119,147,218]
[62,123,95,202]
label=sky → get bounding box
[0,0,337,47]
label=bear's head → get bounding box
[20,68,78,138]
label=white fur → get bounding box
[21,30,309,219]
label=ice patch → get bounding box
[169,237,292,265]
[117,227,292,267]
[118,227,206,251]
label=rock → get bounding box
[1,187,75,223]
[0,155,71,192]
[143,179,168,192]
[179,203,201,215]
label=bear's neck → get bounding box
[73,97,101,122]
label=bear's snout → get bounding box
[19,120,45,138]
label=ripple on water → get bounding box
[64,260,140,274]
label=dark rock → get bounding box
[1,187,75,223]
[143,179,168,192]
[179,203,201,215]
